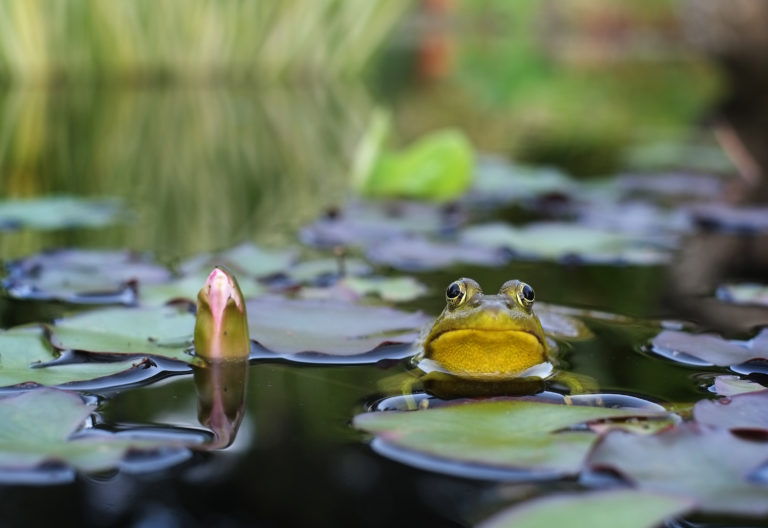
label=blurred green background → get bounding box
[0,0,726,259]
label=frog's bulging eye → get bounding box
[446,281,463,302]
[521,284,534,303]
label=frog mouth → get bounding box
[425,328,548,378]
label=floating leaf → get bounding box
[300,201,453,248]
[587,424,768,515]
[689,204,768,233]
[717,283,768,308]
[367,236,506,271]
[616,172,725,200]
[246,296,429,356]
[537,306,593,340]
[712,375,766,396]
[650,329,768,367]
[694,391,768,431]
[0,327,150,388]
[354,399,666,478]
[460,222,669,264]
[357,128,474,202]
[138,271,264,306]
[181,244,295,279]
[341,276,428,302]
[469,157,575,203]
[0,196,124,231]
[287,257,371,283]
[3,249,171,304]
[478,490,693,528]
[0,389,190,473]
[48,306,199,365]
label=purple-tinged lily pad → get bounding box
[616,172,725,200]
[460,222,670,264]
[689,204,768,233]
[712,375,766,396]
[650,329,768,367]
[478,489,693,528]
[354,399,667,479]
[246,296,429,356]
[2,249,171,304]
[694,391,768,431]
[587,424,768,515]
[366,236,506,271]
[0,327,151,388]
[717,283,768,308]
[48,306,200,365]
[300,201,458,248]
[0,389,194,474]
[0,196,124,231]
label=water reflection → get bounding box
[194,360,249,449]
[0,84,371,260]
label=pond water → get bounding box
[1,77,768,526]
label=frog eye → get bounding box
[446,281,464,303]
[518,282,535,306]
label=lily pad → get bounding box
[460,222,670,264]
[180,244,295,279]
[354,399,666,478]
[300,201,454,249]
[650,329,768,367]
[0,327,151,388]
[478,490,693,528]
[0,389,190,473]
[712,375,766,396]
[246,296,429,356]
[299,276,428,303]
[0,196,124,231]
[469,157,575,204]
[138,271,265,306]
[286,257,372,283]
[48,306,199,365]
[694,391,768,431]
[689,204,768,233]
[587,424,768,515]
[537,306,593,340]
[366,236,506,271]
[3,249,171,304]
[717,283,768,307]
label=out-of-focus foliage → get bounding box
[0,0,411,84]
[386,0,721,177]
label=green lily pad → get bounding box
[354,399,666,478]
[181,244,295,279]
[470,158,575,203]
[537,305,593,340]
[717,283,768,307]
[460,222,670,264]
[3,249,171,304]
[341,276,428,302]
[287,257,372,283]
[48,306,199,365]
[0,196,124,231]
[650,329,768,367]
[0,327,151,388]
[478,490,693,528]
[138,271,265,306]
[0,389,188,473]
[587,424,768,515]
[246,297,429,356]
[694,391,768,431]
[712,375,766,396]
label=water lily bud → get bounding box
[194,267,250,361]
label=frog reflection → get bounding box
[403,278,594,398]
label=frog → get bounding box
[396,277,595,400]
